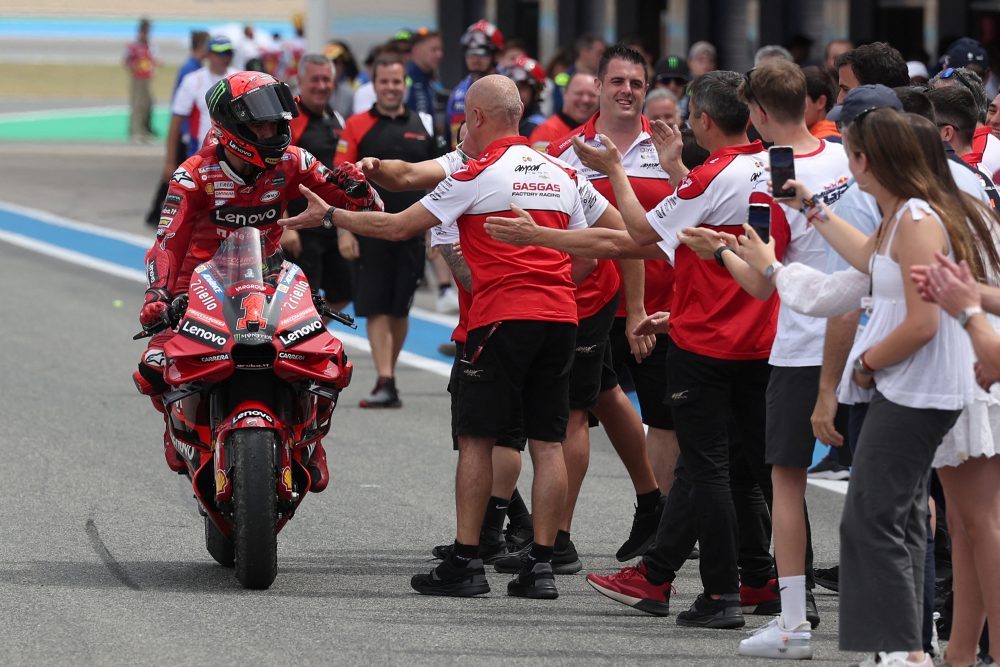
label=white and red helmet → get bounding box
[460,20,505,54]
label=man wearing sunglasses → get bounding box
[930,65,1000,185]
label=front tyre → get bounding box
[231,429,278,589]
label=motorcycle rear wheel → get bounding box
[204,516,234,567]
[231,429,278,589]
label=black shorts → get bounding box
[457,320,576,443]
[352,235,425,317]
[568,295,620,409]
[449,342,526,451]
[608,317,673,429]
[765,365,821,468]
[296,229,353,305]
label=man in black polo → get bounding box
[335,53,442,408]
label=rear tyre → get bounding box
[204,516,235,567]
[231,429,278,589]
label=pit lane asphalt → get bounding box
[0,142,859,665]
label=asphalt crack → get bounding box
[85,518,141,590]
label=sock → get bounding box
[555,529,571,551]
[438,284,450,296]
[526,543,554,567]
[507,488,533,529]
[448,541,478,568]
[779,575,807,628]
[637,488,662,512]
[482,496,509,534]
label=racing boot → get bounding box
[307,442,330,493]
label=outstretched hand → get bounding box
[572,134,623,177]
[633,311,670,336]
[649,119,684,172]
[281,184,330,230]
[483,204,540,246]
[677,226,728,260]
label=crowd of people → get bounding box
[133,15,1000,667]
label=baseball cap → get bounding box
[654,55,689,83]
[208,35,235,55]
[941,37,988,69]
[828,84,902,126]
[907,61,929,80]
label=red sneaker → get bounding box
[163,431,187,474]
[740,578,780,615]
[586,561,674,616]
[307,442,330,492]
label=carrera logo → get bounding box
[513,182,561,192]
[278,351,306,360]
[232,409,274,425]
[210,203,281,228]
[278,318,323,347]
[179,319,228,349]
[260,190,280,202]
[199,353,230,363]
[514,163,543,174]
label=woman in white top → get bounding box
[739,107,994,667]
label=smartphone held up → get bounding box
[769,145,796,199]
[748,203,771,243]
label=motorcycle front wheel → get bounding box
[231,428,278,589]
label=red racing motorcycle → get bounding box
[136,227,353,589]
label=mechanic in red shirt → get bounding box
[132,71,381,488]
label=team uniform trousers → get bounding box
[608,319,673,429]
[838,391,959,652]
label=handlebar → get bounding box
[132,294,189,339]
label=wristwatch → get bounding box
[321,206,337,229]
[853,352,875,376]
[714,245,734,267]
[959,306,984,329]
[764,261,783,281]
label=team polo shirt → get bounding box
[171,66,237,154]
[769,140,850,367]
[529,112,580,152]
[421,136,590,330]
[549,112,675,317]
[335,106,438,214]
[644,141,789,360]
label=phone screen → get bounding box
[769,146,796,199]
[748,203,771,243]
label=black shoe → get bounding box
[494,541,582,575]
[410,558,490,597]
[359,378,401,409]
[616,495,666,562]
[813,565,839,593]
[503,523,533,551]
[688,544,700,560]
[807,459,850,480]
[676,594,745,629]
[431,533,509,564]
[507,562,558,599]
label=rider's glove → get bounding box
[331,162,384,212]
[140,288,173,332]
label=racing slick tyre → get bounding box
[204,516,235,567]
[231,429,278,589]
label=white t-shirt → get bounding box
[982,131,1000,179]
[171,66,238,145]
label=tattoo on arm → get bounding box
[439,244,472,292]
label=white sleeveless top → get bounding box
[839,198,976,410]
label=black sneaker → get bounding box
[431,533,509,564]
[494,541,582,575]
[410,558,490,597]
[676,594,745,629]
[359,378,402,409]
[503,523,533,551]
[507,562,558,599]
[807,459,850,480]
[616,495,666,561]
[806,591,820,629]
[813,565,839,593]
[688,544,700,560]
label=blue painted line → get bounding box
[0,17,294,40]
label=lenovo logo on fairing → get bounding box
[278,319,323,346]
[180,319,228,347]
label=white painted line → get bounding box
[0,105,153,122]
[335,330,452,379]
[0,200,151,246]
[0,229,147,283]
[807,479,848,495]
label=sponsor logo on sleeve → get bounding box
[260,190,280,202]
[160,206,178,217]
[164,193,182,205]
[170,167,196,190]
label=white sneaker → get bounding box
[436,286,460,314]
[738,617,812,660]
[851,652,915,667]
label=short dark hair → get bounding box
[927,85,978,146]
[691,70,749,135]
[371,54,405,80]
[597,43,647,83]
[834,42,909,88]
[893,86,934,123]
[802,65,836,112]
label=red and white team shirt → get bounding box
[171,66,238,147]
[430,148,609,343]
[645,141,789,360]
[770,140,850,367]
[973,126,1000,183]
[421,136,590,331]
[548,112,674,317]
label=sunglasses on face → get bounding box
[743,68,767,115]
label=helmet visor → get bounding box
[232,84,296,124]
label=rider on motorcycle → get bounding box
[133,71,381,488]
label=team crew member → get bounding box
[283,54,352,312]
[335,54,441,408]
[583,71,787,629]
[134,71,381,488]
[446,21,504,146]
[529,71,600,152]
[505,55,548,137]
[545,44,671,561]
[285,75,593,600]
[678,60,850,657]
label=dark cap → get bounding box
[654,55,689,82]
[207,35,235,55]
[942,37,988,69]
[827,84,902,126]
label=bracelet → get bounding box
[798,195,817,213]
[853,351,875,376]
[714,245,735,267]
[959,306,984,329]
